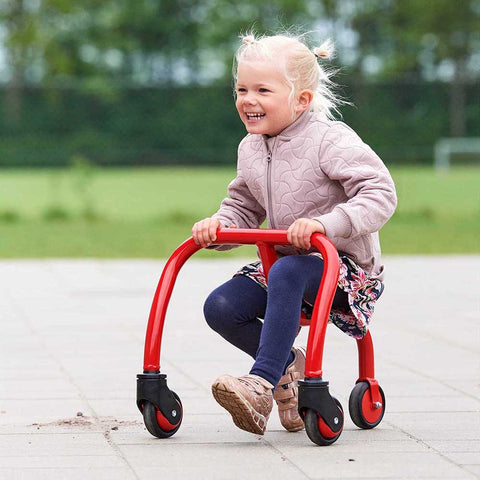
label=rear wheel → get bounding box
[349,382,385,429]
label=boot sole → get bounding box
[212,381,267,435]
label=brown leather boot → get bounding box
[273,347,306,432]
[212,374,274,435]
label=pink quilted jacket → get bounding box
[213,111,397,280]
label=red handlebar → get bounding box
[143,228,340,378]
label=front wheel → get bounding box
[304,398,344,446]
[142,392,183,438]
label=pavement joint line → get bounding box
[102,429,142,480]
[380,323,479,356]
[383,421,480,479]
[264,439,312,479]
[160,358,213,395]
[378,354,480,403]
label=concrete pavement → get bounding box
[0,256,479,479]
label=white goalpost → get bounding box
[434,137,480,173]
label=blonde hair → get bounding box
[233,32,343,119]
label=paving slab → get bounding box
[0,256,479,480]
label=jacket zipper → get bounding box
[266,140,276,229]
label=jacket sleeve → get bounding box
[212,173,266,229]
[314,124,397,239]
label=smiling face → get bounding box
[235,59,310,137]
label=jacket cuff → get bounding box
[211,214,231,227]
[314,209,352,239]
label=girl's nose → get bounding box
[243,94,257,105]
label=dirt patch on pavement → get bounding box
[32,412,141,431]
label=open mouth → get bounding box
[246,113,266,120]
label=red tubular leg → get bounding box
[303,234,340,379]
[357,331,375,380]
[143,238,201,372]
[257,242,279,279]
[356,331,382,406]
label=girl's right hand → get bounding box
[192,217,222,247]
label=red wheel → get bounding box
[304,398,344,446]
[349,382,385,429]
[142,392,182,438]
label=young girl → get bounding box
[192,32,397,436]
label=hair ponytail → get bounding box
[312,39,335,60]
[241,34,256,45]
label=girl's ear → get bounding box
[296,89,313,113]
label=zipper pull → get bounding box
[267,151,272,162]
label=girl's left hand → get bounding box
[287,218,326,250]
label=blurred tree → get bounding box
[1,0,30,124]
[389,0,480,136]
[197,0,315,79]
[1,0,112,122]
[109,0,204,84]
[1,0,478,139]
[334,0,480,136]
[0,0,320,120]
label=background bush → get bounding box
[1,81,478,168]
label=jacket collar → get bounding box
[262,110,313,144]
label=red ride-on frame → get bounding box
[136,228,385,445]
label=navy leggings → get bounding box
[203,255,349,386]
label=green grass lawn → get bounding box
[0,166,478,257]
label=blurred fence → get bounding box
[0,80,479,168]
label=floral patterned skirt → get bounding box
[234,254,384,339]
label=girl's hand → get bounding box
[287,218,325,250]
[192,217,225,247]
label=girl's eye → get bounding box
[259,88,270,93]
[237,88,247,94]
